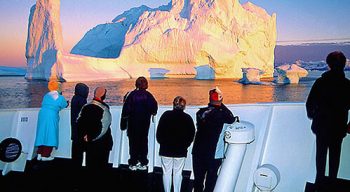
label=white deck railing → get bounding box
[1,103,350,192]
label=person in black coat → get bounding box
[120,76,158,171]
[306,51,350,187]
[77,87,113,187]
[156,96,195,192]
[70,83,89,175]
[192,87,236,192]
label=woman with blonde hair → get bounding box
[156,96,195,192]
[35,80,68,161]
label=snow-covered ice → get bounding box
[238,68,264,84]
[275,64,308,84]
[195,65,215,80]
[25,0,276,82]
[148,68,170,79]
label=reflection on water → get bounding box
[0,76,316,109]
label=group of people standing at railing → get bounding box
[32,51,350,192]
[33,75,237,192]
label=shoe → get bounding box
[40,156,54,161]
[37,154,42,161]
[137,163,147,171]
[129,165,138,171]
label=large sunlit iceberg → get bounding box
[25,0,276,82]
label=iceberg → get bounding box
[195,65,215,80]
[25,0,63,81]
[275,64,308,84]
[238,68,264,84]
[148,68,170,79]
[25,0,277,82]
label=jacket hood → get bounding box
[74,83,89,98]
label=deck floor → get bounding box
[1,158,193,192]
[2,158,350,192]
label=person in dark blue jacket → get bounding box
[120,76,158,171]
[192,87,236,192]
[156,96,195,192]
[70,83,89,175]
[306,51,350,188]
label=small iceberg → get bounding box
[274,64,308,84]
[148,68,170,79]
[195,65,215,80]
[238,68,267,85]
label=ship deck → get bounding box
[1,158,193,192]
[2,158,350,192]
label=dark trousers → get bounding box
[85,142,111,172]
[192,155,222,192]
[128,131,149,166]
[71,140,86,172]
[84,140,112,191]
[315,137,343,183]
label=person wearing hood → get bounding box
[35,80,69,161]
[191,87,236,192]
[156,96,195,192]
[306,51,350,188]
[70,83,89,177]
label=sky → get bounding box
[0,0,349,67]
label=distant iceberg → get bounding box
[148,68,170,79]
[275,64,308,84]
[0,66,26,76]
[238,68,264,84]
[291,59,350,71]
[195,65,215,80]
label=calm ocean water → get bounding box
[0,75,327,109]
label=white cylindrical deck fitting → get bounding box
[253,164,280,191]
[214,121,255,192]
[214,144,247,192]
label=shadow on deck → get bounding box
[0,158,193,192]
[305,177,350,192]
[3,158,350,192]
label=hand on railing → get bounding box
[235,116,240,123]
